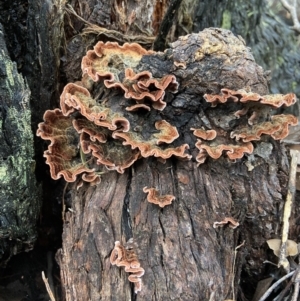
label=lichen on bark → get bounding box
[0,24,40,265]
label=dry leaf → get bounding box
[266,238,299,257]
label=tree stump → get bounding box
[51,28,293,300]
[1,0,298,299]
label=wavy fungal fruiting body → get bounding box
[110,240,145,293]
[143,187,175,207]
[37,41,191,186]
[37,39,298,183]
[192,89,298,165]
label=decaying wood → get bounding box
[55,27,292,300]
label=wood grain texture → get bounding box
[57,146,289,300]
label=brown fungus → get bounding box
[143,187,175,207]
[231,114,298,142]
[113,68,179,111]
[81,41,154,83]
[190,128,217,140]
[194,140,254,165]
[36,109,100,183]
[113,120,191,160]
[204,89,297,108]
[60,83,130,131]
[73,119,140,173]
[194,89,298,165]
[82,41,178,110]
[213,217,240,229]
[110,240,145,294]
[125,104,151,112]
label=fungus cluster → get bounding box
[37,39,298,183]
[110,239,145,293]
[37,41,190,186]
[192,88,298,165]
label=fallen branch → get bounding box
[42,271,56,301]
[280,0,300,33]
[258,271,295,301]
[279,149,299,271]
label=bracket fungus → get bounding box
[37,29,298,185]
[213,217,240,229]
[191,89,298,165]
[81,42,178,110]
[143,187,175,208]
[37,41,191,185]
[110,239,145,293]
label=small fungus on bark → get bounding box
[143,187,175,207]
[190,128,217,140]
[125,104,151,112]
[110,239,145,293]
[213,217,240,229]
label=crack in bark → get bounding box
[122,169,133,241]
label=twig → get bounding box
[273,279,293,300]
[153,0,183,51]
[42,271,56,301]
[231,241,245,301]
[46,251,55,300]
[279,149,298,271]
[291,265,300,301]
[65,4,155,46]
[258,271,295,301]
[280,0,300,33]
[263,260,279,267]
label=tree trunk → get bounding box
[57,149,289,300]
[0,23,40,265]
[53,25,291,301]
[1,0,299,300]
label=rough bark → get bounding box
[55,27,291,300]
[0,23,40,265]
[57,150,289,300]
[0,0,65,268]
